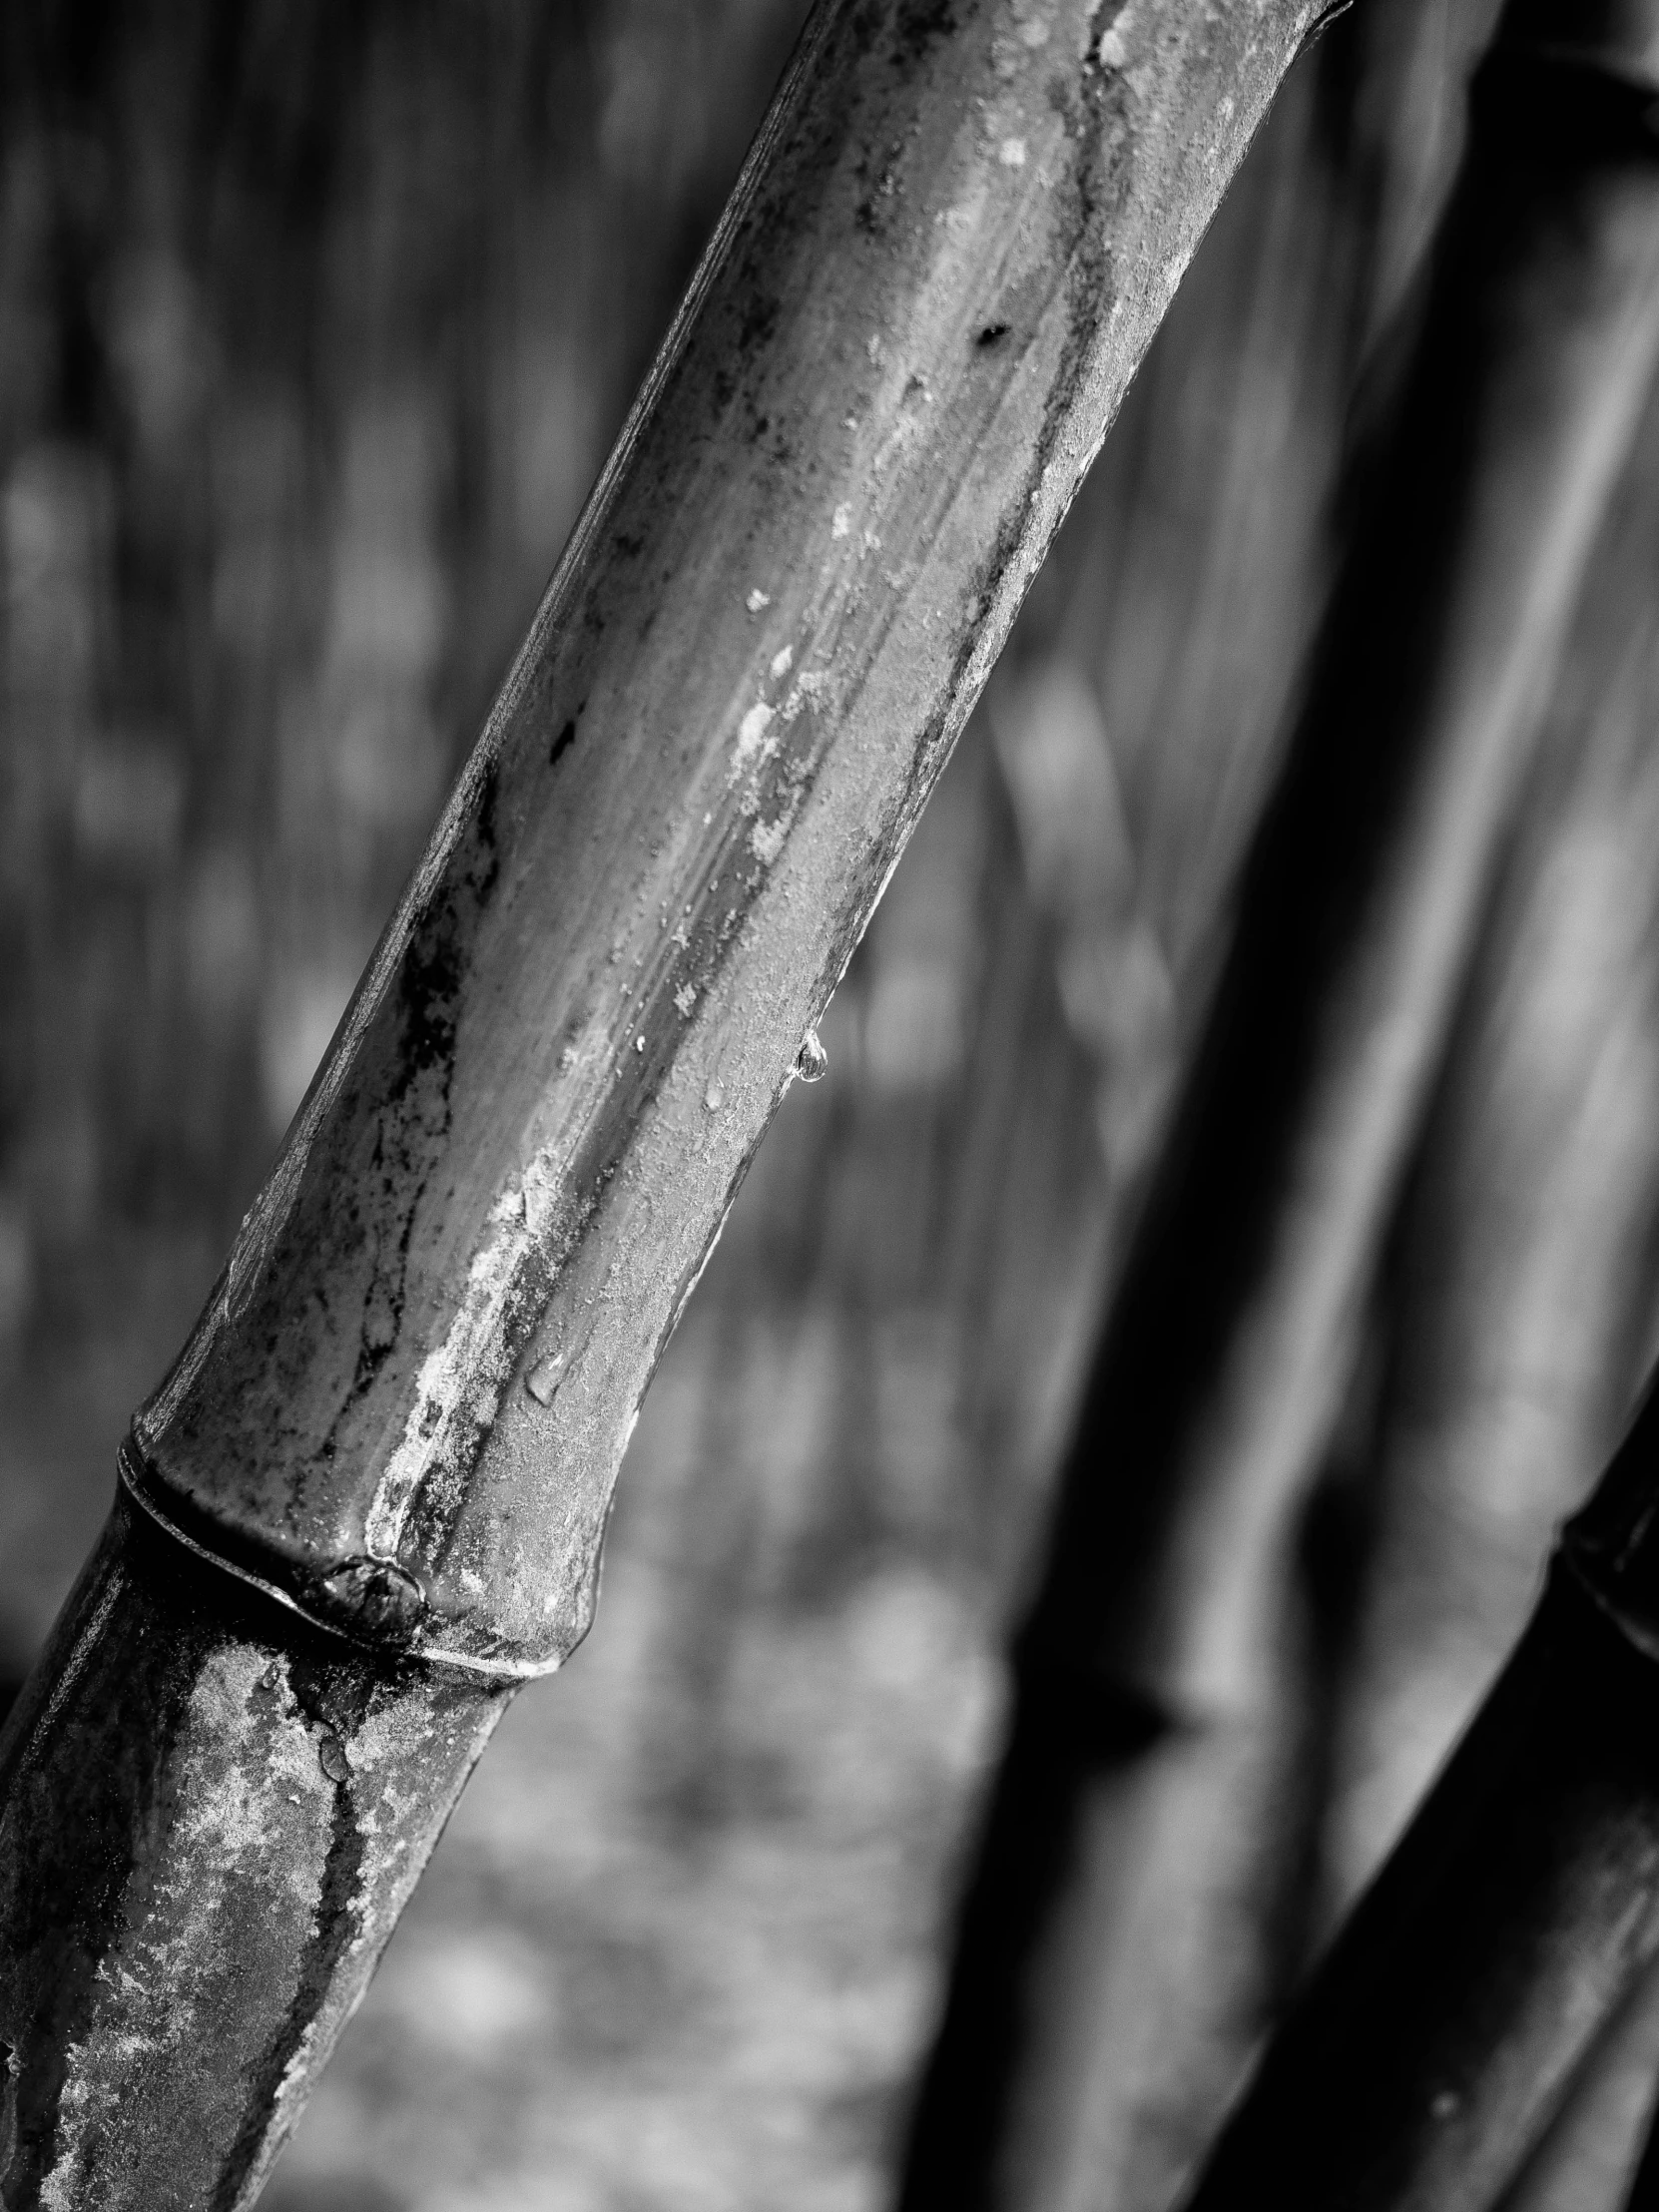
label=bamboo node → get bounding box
[313,1555,429,1644]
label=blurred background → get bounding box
[8,2,1659,2208]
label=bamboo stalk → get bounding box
[1180,1382,1659,2210]
[0,3,1331,2201]
[1321,379,1659,1945]
[1624,2044,1659,2210]
[1180,151,1659,2212]
[897,11,1659,2210]
[1294,376,1659,2212]
[1499,1960,1659,2212]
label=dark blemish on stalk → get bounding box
[550,720,577,769]
[890,0,956,70]
[977,322,1010,347]
[738,293,779,352]
[311,1557,427,1647]
[853,148,899,238]
[321,765,501,1464]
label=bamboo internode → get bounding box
[128,0,1322,1681]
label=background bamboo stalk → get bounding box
[1498,1962,1659,2212]
[1008,0,1498,1040]
[1183,1514,1659,2212]
[897,15,1659,2210]
[1319,371,1659,1955]
[1270,372,1659,2212]
[1298,387,1659,2212]
[1623,2057,1659,2210]
[0,2,1332,2200]
[1181,148,1659,2205]
[929,20,1416,2189]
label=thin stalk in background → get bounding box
[1621,2036,1659,2211]
[1499,1964,1659,2211]
[1179,88,1659,2210]
[1311,334,1659,2212]
[1296,364,1659,2212]
[897,10,1659,2209]
[1182,1362,1659,2208]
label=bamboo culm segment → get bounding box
[0,1,1330,2201]
[125,0,1326,1680]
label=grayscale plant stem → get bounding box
[0,3,1332,2203]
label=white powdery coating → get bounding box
[751,815,789,866]
[732,701,776,776]
[362,1145,569,1570]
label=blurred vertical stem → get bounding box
[1316,272,1659,2212]
[1278,363,1659,2212]
[1183,1357,1659,2209]
[1623,2050,1659,2211]
[897,9,1659,2212]
[1499,1962,1659,2211]
[0,2,1332,2204]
